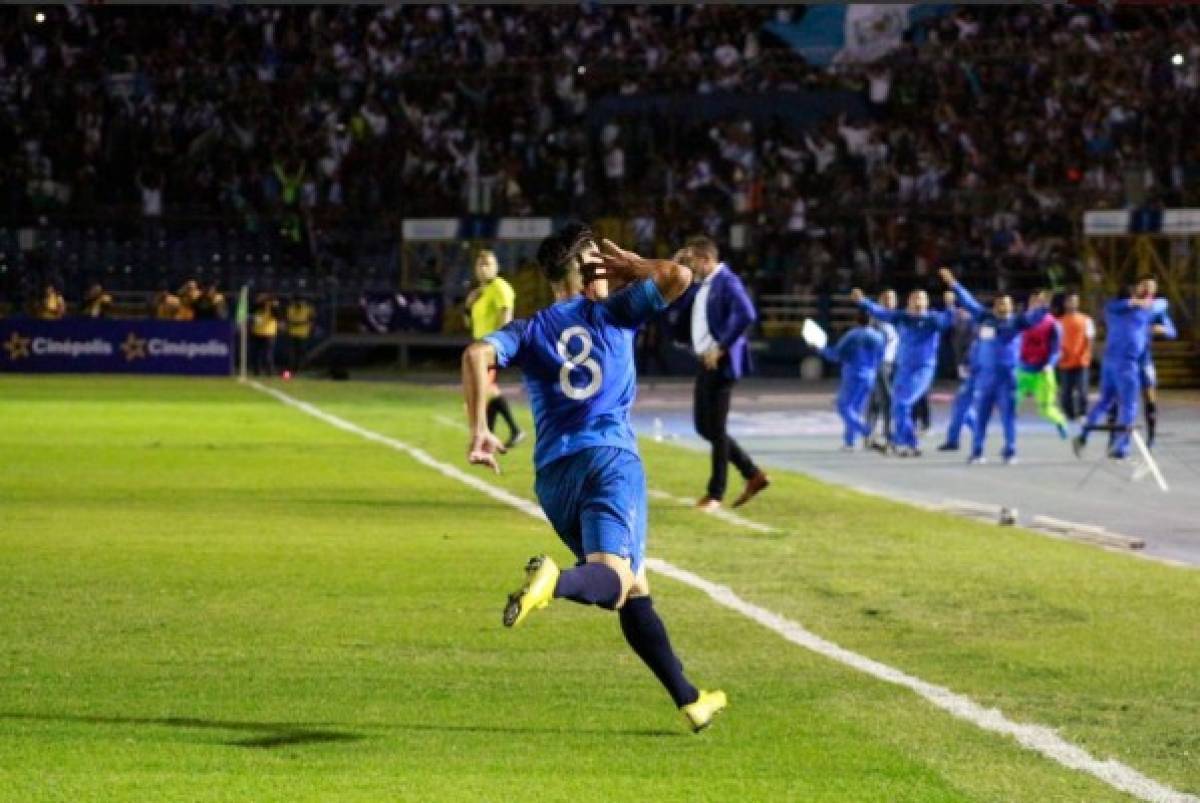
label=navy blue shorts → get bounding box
[534,446,647,574]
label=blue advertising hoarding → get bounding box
[0,318,233,375]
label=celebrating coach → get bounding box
[672,236,769,512]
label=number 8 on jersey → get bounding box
[557,326,603,400]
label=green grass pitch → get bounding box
[0,375,1197,802]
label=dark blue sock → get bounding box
[553,563,622,610]
[619,596,699,707]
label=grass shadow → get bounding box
[0,711,365,750]
[388,721,682,739]
[1,711,681,743]
[0,710,686,744]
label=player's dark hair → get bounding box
[684,235,718,261]
[536,221,594,282]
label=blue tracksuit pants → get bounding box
[945,372,977,447]
[891,363,936,448]
[971,369,1017,459]
[1084,362,1140,457]
[837,373,876,447]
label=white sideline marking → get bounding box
[432,414,464,431]
[1130,431,1170,492]
[434,413,774,533]
[249,381,1195,803]
[644,559,1196,803]
[645,489,775,534]
[251,382,546,523]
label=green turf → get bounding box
[0,375,1196,802]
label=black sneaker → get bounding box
[505,430,527,449]
[937,442,959,452]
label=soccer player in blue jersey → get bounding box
[1135,278,1177,448]
[850,278,956,457]
[820,310,886,450]
[1074,286,1170,460]
[460,222,727,732]
[945,271,1050,464]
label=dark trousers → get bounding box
[694,369,758,500]
[867,362,895,442]
[1059,365,1089,420]
[287,335,309,374]
[251,335,275,376]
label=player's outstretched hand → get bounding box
[467,429,507,474]
[849,288,864,304]
[1028,289,1050,310]
[938,267,956,285]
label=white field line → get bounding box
[434,413,774,534]
[248,381,1195,803]
[252,383,545,523]
[432,414,465,431]
[645,489,775,534]
[644,559,1196,803]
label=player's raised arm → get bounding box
[461,341,507,473]
[821,330,853,364]
[941,268,984,319]
[598,239,692,303]
[850,288,898,323]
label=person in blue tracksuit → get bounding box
[946,273,1050,464]
[851,272,957,457]
[1130,278,1177,448]
[820,310,886,450]
[1075,287,1171,459]
[940,340,980,452]
[938,308,978,452]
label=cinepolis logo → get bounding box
[148,338,230,359]
[2,330,229,363]
[121,332,230,361]
[3,333,113,359]
[3,331,31,360]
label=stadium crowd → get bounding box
[3,4,1199,298]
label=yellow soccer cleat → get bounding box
[681,689,728,733]
[502,555,560,628]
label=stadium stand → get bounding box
[1,4,1198,370]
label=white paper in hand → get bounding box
[801,318,828,350]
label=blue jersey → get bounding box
[1104,297,1169,369]
[950,282,1046,374]
[485,279,666,470]
[859,299,954,372]
[1139,304,1177,370]
[822,326,885,380]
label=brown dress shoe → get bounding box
[695,496,722,512]
[731,472,770,508]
